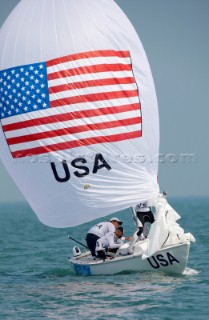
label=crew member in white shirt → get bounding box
[134,202,154,237]
[86,217,123,256]
[95,226,124,259]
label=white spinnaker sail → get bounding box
[0,0,159,227]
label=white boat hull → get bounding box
[68,241,190,276]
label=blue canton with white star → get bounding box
[0,62,50,120]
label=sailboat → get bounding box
[68,196,195,275]
[0,0,195,276]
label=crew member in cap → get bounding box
[86,217,122,257]
[134,202,154,237]
[130,202,155,250]
[95,226,124,260]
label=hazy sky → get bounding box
[0,0,208,202]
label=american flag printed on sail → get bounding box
[0,50,142,158]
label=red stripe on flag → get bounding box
[50,90,139,108]
[46,50,130,67]
[7,117,141,145]
[47,63,132,81]
[11,130,142,158]
[3,103,140,132]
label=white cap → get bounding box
[109,217,123,224]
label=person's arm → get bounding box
[107,222,115,233]
[121,236,132,241]
[117,238,124,245]
[107,233,123,249]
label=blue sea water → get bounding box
[0,197,208,320]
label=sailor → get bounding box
[134,202,154,237]
[86,217,123,257]
[129,202,155,250]
[95,226,124,260]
